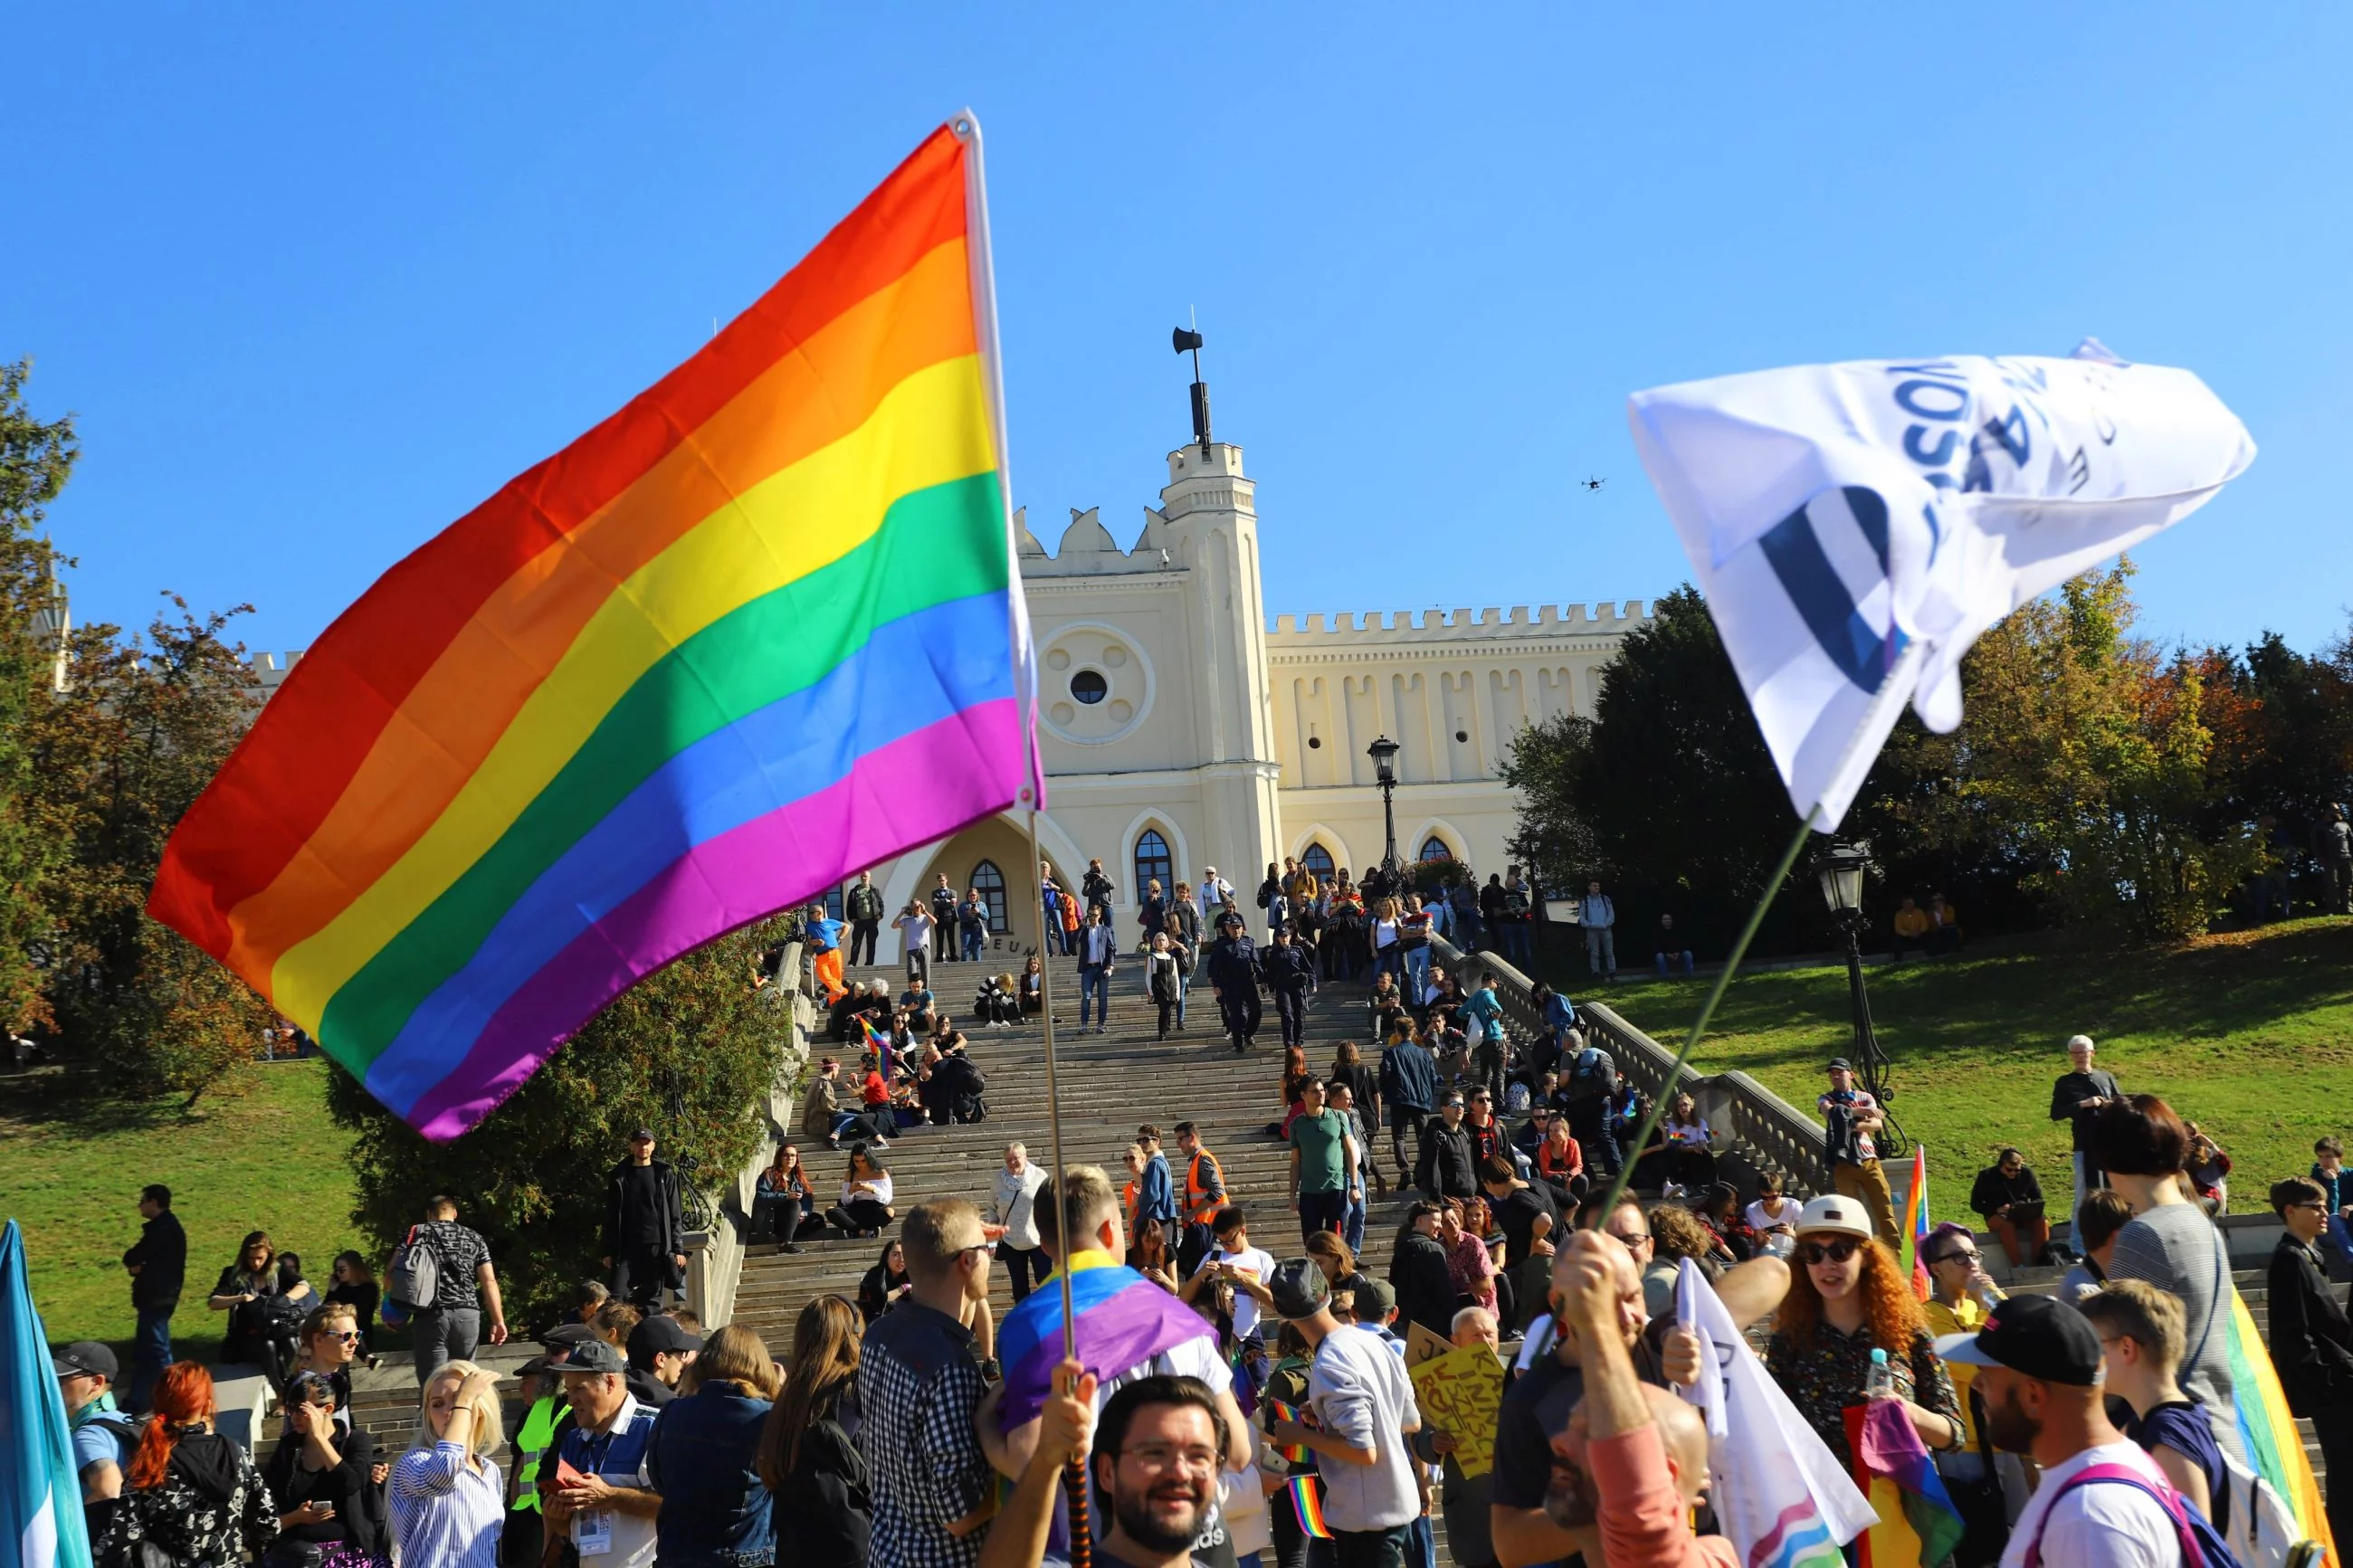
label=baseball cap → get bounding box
[1792,1193,1874,1240]
[1933,1293,2104,1387]
[629,1315,703,1359]
[1825,1057,1853,1072]
[1267,1258,1330,1321]
[52,1341,119,1381]
[558,1338,629,1375]
[1352,1276,1396,1322]
[630,1126,655,1142]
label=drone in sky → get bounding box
[1581,476,1606,493]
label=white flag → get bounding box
[1675,1259,1876,1567]
[1628,341,2254,830]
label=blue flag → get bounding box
[1,1219,95,1568]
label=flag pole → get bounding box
[1589,640,1928,1223]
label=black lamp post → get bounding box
[1367,735,1402,897]
[1816,838,1904,1154]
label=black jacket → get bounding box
[2269,1234,2353,1416]
[124,1210,187,1314]
[264,1422,384,1557]
[1081,869,1115,909]
[929,886,959,922]
[846,883,885,921]
[1205,934,1261,993]
[603,1158,686,1257]
[769,1389,872,1568]
[1968,1164,2044,1221]
[1390,1230,1461,1337]
[1417,1120,1479,1202]
[1262,944,1317,995]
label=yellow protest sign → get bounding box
[1408,1345,1506,1479]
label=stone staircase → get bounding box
[732,954,1405,1344]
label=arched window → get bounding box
[971,860,1009,933]
[823,884,845,921]
[1133,829,1173,896]
[1301,843,1336,879]
[1419,836,1453,862]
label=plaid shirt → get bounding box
[858,1300,992,1568]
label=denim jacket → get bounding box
[645,1383,776,1566]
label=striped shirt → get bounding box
[390,1441,505,1568]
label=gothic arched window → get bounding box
[1133,830,1173,896]
[1419,836,1453,862]
[1301,843,1336,879]
[971,860,1010,933]
[823,884,845,920]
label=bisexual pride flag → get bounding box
[150,116,1040,1138]
[995,1251,1217,1430]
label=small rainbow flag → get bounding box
[1897,1147,1931,1300]
[1846,1402,1965,1568]
[1265,1399,1309,1463]
[1288,1474,1332,1540]
[2224,1283,2337,1561]
[861,1016,893,1079]
[148,116,1040,1139]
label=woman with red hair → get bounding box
[98,1362,279,1567]
[1765,1193,1965,1472]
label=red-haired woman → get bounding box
[98,1362,280,1567]
[1766,1194,1965,1474]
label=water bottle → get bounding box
[1864,1346,1898,1400]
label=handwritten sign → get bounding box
[1408,1345,1506,1479]
[1405,1322,1454,1367]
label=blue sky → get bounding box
[13,5,2349,659]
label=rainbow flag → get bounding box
[1288,1475,1332,1540]
[995,1250,1218,1430]
[1266,1399,1310,1463]
[1897,1147,1931,1300]
[861,1016,894,1079]
[147,117,1039,1140]
[2223,1283,2338,1561]
[1846,1402,1965,1568]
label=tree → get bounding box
[325,916,795,1329]
[32,598,274,1100]
[0,358,78,1034]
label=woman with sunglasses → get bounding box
[1765,1194,1964,1477]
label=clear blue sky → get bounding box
[14,5,2349,659]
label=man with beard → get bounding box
[1934,1294,2182,1568]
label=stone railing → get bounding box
[684,942,812,1326]
[1433,936,1834,1197]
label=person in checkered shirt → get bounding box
[857,1198,996,1568]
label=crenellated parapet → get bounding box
[244,651,305,696]
[1266,601,1649,642]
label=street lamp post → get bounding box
[1367,735,1401,899]
[1815,838,1905,1154]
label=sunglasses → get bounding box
[1798,1237,1862,1266]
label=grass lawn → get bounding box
[1533,917,2353,1201]
[3,1060,365,1363]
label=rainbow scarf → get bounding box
[2224,1281,2337,1560]
[1287,1475,1332,1540]
[148,118,1041,1139]
[1897,1147,1931,1300]
[995,1251,1216,1429]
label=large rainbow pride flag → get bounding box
[995,1250,1216,1430]
[148,116,1039,1139]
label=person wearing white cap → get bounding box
[1200,865,1234,913]
[1763,1194,1964,1477]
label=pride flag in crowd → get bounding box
[995,1250,1217,1429]
[2224,1286,2338,1561]
[1897,1148,1932,1301]
[148,117,1039,1139]
[861,1017,894,1079]
[1287,1475,1332,1540]
[1,1221,93,1568]
[1846,1402,1966,1568]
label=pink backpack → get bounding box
[2020,1462,2243,1568]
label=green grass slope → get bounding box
[1546,917,2353,1200]
[3,1061,365,1359]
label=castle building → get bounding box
[245,432,1647,957]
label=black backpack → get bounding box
[1569,1045,1617,1098]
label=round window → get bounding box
[1070,670,1109,706]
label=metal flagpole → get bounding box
[1024,806,1091,1565]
